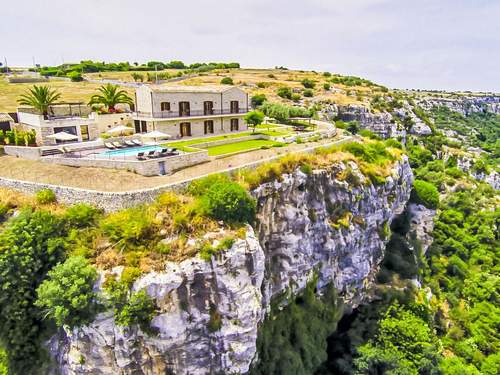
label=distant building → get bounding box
[133,85,249,138]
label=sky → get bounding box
[2,0,499,92]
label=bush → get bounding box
[64,203,101,228]
[35,189,56,204]
[251,94,267,107]
[114,290,155,331]
[35,256,99,327]
[291,93,302,101]
[188,174,232,196]
[301,78,316,89]
[220,77,233,85]
[359,129,380,140]
[323,72,332,77]
[100,206,154,245]
[66,71,83,82]
[277,86,292,99]
[199,181,256,224]
[323,83,331,90]
[411,179,439,209]
[121,267,142,287]
[303,89,314,97]
[346,121,360,134]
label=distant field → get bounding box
[0,78,134,113]
[0,67,382,113]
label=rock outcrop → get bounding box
[49,158,413,375]
[417,95,500,116]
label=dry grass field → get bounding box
[0,78,135,113]
[0,68,381,113]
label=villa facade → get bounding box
[132,85,249,138]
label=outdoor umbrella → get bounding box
[107,125,133,135]
[140,130,171,143]
[46,131,78,142]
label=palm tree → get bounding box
[18,85,62,115]
[88,84,134,112]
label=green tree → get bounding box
[35,256,99,327]
[220,77,234,85]
[199,181,256,224]
[411,179,439,209]
[88,83,134,112]
[277,86,292,99]
[0,210,66,373]
[244,110,265,132]
[251,93,267,107]
[17,85,62,115]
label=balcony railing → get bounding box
[135,108,249,119]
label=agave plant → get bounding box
[88,84,134,112]
[18,85,62,115]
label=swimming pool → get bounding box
[101,145,163,157]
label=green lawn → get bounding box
[206,139,284,156]
[164,132,255,147]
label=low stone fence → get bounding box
[43,149,209,176]
[3,145,42,160]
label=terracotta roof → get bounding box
[146,85,239,94]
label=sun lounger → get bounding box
[124,140,136,147]
[104,142,116,149]
[132,139,142,146]
[112,142,125,148]
[136,152,147,160]
[145,150,156,158]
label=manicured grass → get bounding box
[255,123,282,129]
[164,132,255,148]
[206,139,284,156]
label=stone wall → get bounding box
[42,149,210,176]
[3,145,42,160]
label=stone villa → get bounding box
[15,85,249,145]
[132,85,249,137]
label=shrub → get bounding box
[66,71,83,82]
[277,86,292,99]
[359,129,380,140]
[301,78,316,89]
[64,203,101,228]
[323,72,332,77]
[323,83,331,90]
[121,267,142,288]
[220,77,233,85]
[114,290,155,331]
[291,93,302,101]
[251,93,267,107]
[346,121,360,134]
[411,179,439,209]
[303,89,314,97]
[35,189,56,204]
[35,256,99,327]
[199,181,256,224]
[188,174,232,196]
[100,206,154,245]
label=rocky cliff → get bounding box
[48,157,413,375]
[417,95,500,116]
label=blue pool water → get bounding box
[102,145,163,157]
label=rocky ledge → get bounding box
[49,157,413,375]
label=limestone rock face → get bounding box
[408,203,436,254]
[336,104,405,139]
[254,157,413,307]
[49,158,413,375]
[417,96,500,116]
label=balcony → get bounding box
[135,108,249,119]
